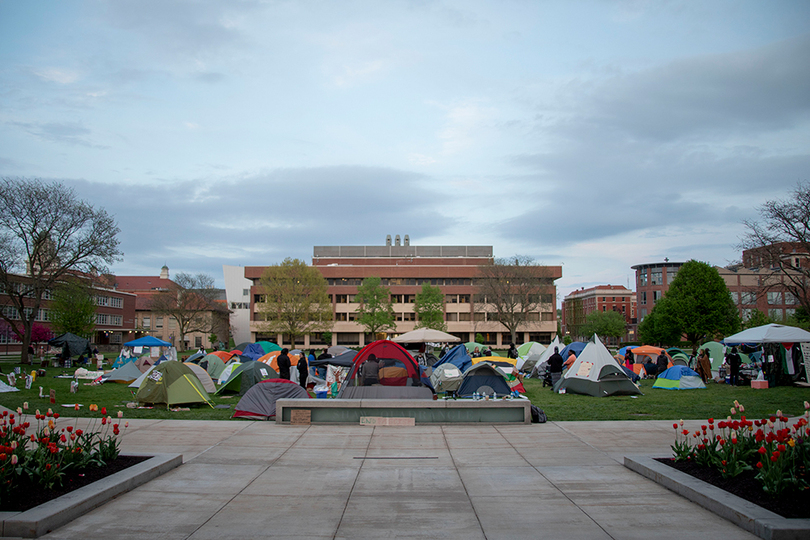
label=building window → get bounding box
[667,268,678,283]
[786,308,796,319]
[459,294,470,304]
[742,308,753,321]
[459,312,471,322]
[156,316,163,328]
[335,313,348,321]
[653,291,662,303]
[602,306,606,311]
[195,336,202,348]
[143,317,150,328]
[769,309,783,321]
[110,297,122,308]
[651,270,662,285]
[111,315,122,326]
[742,292,757,305]
[169,318,176,329]
[541,312,553,321]
[110,333,122,344]
[243,288,249,296]
[639,272,648,287]
[767,292,783,305]
[446,312,458,322]
[641,292,647,305]
[95,295,109,306]
[337,333,360,345]
[446,294,457,304]
[785,292,798,305]
[730,291,739,304]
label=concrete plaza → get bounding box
[19,417,758,540]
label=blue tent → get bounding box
[560,341,587,360]
[431,344,472,373]
[240,343,266,361]
[124,336,172,347]
[111,354,136,369]
[652,365,706,390]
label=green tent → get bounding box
[256,341,282,354]
[136,361,212,408]
[199,354,226,379]
[216,361,278,395]
[463,342,487,353]
[698,341,726,372]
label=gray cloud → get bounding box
[10,121,110,149]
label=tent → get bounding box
[723,323,810,345]
[111,353,136,369]
[309,349,357,368]
[48,333,92,358]
[124,336,172,347]
[554,335,642,397]
[431,344,472,373]
[338,340,434,399]
[560,341,587,361]
[456,362,512,397]
[430,363,464,393]
[198,354,226,379]
[327,345,351,356]
[128,364,156,388]
[134,355,155,373]
[136,361,212,407]
[234,341,253,352]
[471,356,516,376]
[183,362,217,393]
[185,351,206,363]
[670,352,690,366]
[105,361,143,384]
[630,345,672,368]
[255,341,282,353]
[209,350,237,362]
[392,328,460,343]
[463,342,487,354]
[698,341,726,372]
[652,365,706,390]
[233,379,310,419]
[516,341,546,371]
[216,361,278,395]
[527,336,563,376]
[259,350,303,372]
[241,343,266,361]
[217,361,241,384]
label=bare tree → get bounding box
[149,272,225,349]
[475,256,555,344]
[0,178,121,363]
[740,181,810,315]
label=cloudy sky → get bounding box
[1,1,808,303]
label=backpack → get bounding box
[530,405,547,423]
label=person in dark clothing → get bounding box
[362,354,380,386]
[624,349,634,369]
[547,347,564,388]
[726,346,741,386]
[507,343,519,359]
[654,351,668,374]
[297,352,308,389]
[644,360,658,378]
[316,349,331,378]
[277,348,291,380]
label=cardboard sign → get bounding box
[801,343,810,383]
[575,361,594,378]
[360,417,415,426]
[290,409,311,425]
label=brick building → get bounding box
[561,285,636,345]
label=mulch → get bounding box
[657,457,810,519]
[2,455,149,512]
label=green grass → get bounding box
[522,378,810,421]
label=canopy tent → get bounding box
[652,365,706,390]
[48,333,92,358]
[183,363,217,393]
[255,341,282,353]
[104,361,143,384]
[430,364,464,393]
[135,361,212,408]
[309,349,357,368]
[216,361,278,395]
[233,379,310,419]
[723,323,810,345]
[431,344,472,373]
[392,328,461,344]
[338,340,434,399]
[456,362,512,398]
[124,336,172,347]
[554,335,642,397]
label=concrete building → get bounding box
[561,285,636,345]
[229,238,562,350]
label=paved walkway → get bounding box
[23,418,756,540]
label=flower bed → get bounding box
[669,399,810,515]
[0,402,127,508]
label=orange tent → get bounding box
[210,350,236,361]
[258,350,302,372]
[631,346,672,369]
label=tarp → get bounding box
[135,361,212,407]
[183,362,217,393]
[430,363,464,392]
[309,349,357,368]
[456,362,512,397]
[554,334,642,397]
[392,328,460,343]
[723,323,810,345]
[216,361,278,395]
[338,340,434,399]
[124,336,172,347]
[431,344,472,373]
[48,333,92,358]
[241,343,267,361]
[652,365,706,390]
[233,379,310,419]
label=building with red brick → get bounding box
[561,285,636,345]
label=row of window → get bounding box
[2,306,49,321]
[327,278,473,287]
[140,316,176,329]
[95,314,123,326]
[638,268,678,287]
[94,295,123,308]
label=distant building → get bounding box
[561,285,636,345]
[228,237,562,349]
[631,261,685,323]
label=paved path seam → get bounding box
[440,425,489,540]
[331,426,375,540]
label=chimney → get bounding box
[395,235,401,246]
[386,235,392,247]
[404,235,410,246]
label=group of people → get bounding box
[274,348,311,390]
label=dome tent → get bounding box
[430,364,464,393]
[554,335,642,397]
[233,379,310,419]
[136,361,212,408]
[456,362,512,397]
[652,365,706,390]
[216,361,278,395]
[338,340,434,399]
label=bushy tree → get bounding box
[637,308,680,345]
[0,177,121,363]
[650,260,740,346]
[414,283,446,331]
[580,311,627,341]
[355,277,395,338]
[49,278,96,338]
[257,258,332,348]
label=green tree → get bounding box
[414,283,446,331]
[49,278,97,338]
[580,311,627,341]
[742,308,772,329]
[0,177,121,363]
[651,260,740,346]
[637,307,680,345]
[257,258,332,348]
[355,277,395,338]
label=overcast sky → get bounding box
[2,1,808,304]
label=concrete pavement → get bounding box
[18,417,758,540]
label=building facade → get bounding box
[631,261,685,323]
[232,239,562,350]
[561,285,636,345]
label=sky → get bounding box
[1,0,809,304]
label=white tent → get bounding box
[553,334,641,397]
[392,328,461,343]
[527,336,562,376]
[724,323,810,344]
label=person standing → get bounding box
[277,348,291,380]
[297,352,308,389]
[697,348,712,384]
[726,346,741,386]
[507,343,519,359]
[547,347,564,389]
[624,349,634,370]
[655,350,669,377]
[316,348,331,378]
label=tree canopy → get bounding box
[149,272,225,349]
[414,282,446,331]
[580,310,627,340]
[49,278,97,339]
[355,276,395,338]
[475,256,554,344]
[0,177,121,363]
[642,260,740,346]
[257,258,332,348]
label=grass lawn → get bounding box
[1,356,808,423]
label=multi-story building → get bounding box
[631,261,685,323]
[561,285,636,345]
[0,272,137,353]
[109,266,229,351]
[232,237,562,349]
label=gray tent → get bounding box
[430,363,464,393]
[553,334,642,397]
[216,361,277,395]
[48,333,92,358]
[456,363,512,397]
[233,379,310,419]
[105,361,143,384]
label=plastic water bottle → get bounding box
[492,391,497,400]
